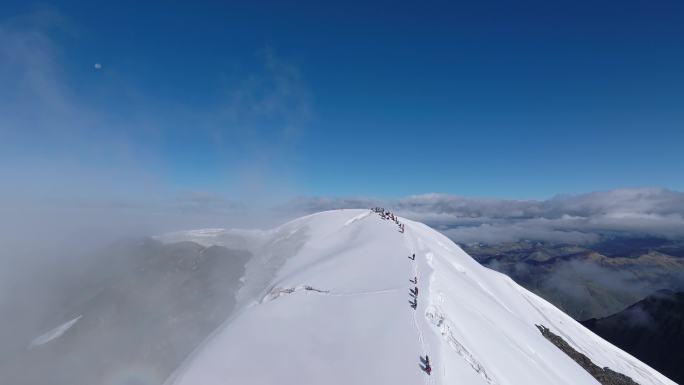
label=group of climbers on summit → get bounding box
[371,207,405,233]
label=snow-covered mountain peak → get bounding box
[165,209,675,385]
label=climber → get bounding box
[409,299,417,309]
[408,254,415,260]
[410,276,417,284]
[410,286,418,296]
[420,355,431,375]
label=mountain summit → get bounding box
[163,209,674,385]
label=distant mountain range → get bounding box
[462,236,684,319]
[582,290,684,385]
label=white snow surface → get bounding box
[30,315,82,347]
[165,209,675,385]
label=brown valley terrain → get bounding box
[463,236,684,383]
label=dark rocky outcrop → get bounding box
[536,324,639,385]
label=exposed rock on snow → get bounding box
[536,324,639,385]
[262,285,330,303]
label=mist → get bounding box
[0,11,313,378]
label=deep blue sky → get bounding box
[2,0,683,201]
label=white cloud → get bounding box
[283,188,684,244]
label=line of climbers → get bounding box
[409,284,418,310]
[370,207,405,233]
[407,254,417,308]
[369,208,431,377]
[409,253,432,376]
[408,252,431,376]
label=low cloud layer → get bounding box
[285,188,684,244]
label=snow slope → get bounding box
[164,209,675,385]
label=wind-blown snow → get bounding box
[165,209,675,385]
[29,315,82,347]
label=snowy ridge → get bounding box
[165,209,675,385]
